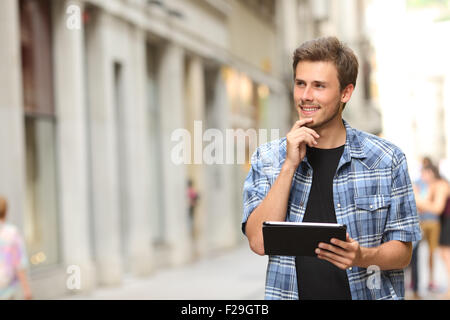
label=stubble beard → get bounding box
[298,100,342,130]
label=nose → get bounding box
[302,85,313,102]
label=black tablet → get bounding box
[262,221,347,256]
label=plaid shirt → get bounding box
[242,120,421,300]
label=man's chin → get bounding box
[304,121,319,129]
[298,116,319,128]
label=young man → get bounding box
[242,37,421,300]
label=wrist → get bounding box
[282,161,298,173]
[357,246,376,269]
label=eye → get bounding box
[315,83,326,89]
[295,80,305,87]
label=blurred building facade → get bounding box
[0,0,379,299]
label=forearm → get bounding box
[246,163,296,255]
[358,240,412,270]
[417,199,444,215]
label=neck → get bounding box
[314,117,346,149]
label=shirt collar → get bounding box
[299,119,367,170]
[342,119,366,160]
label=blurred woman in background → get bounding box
[415,164,447,293]
[437,176,450,299]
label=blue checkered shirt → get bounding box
[242,120,422,300]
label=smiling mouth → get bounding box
[300,105,320,113]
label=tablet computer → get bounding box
[262,221,347,256]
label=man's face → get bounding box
[293,60,352,130]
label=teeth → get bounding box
[303,108,318,111]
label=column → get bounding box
[159,42,192,266]
[122,25,153,276]
[338,0,382,134]
[267,89,291,135]
[52,0,96,292]
[275,0,301,78]
[85,10,123,285]
[206,67,237,250]
[185,56,207,257]
[0,0,26,230]
[336,0,362,110]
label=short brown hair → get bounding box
[0,196,7,220]
[292,36,359,99]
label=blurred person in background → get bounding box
[0,196,32,300]
[187,179,199,238]
[415,164,448,294]
[409,156,432,299]
[437,174,450,299]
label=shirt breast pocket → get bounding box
[354,194,391,235]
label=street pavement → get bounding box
[404,240,449,300]
[60,240,449,300]
[62,244,267,300]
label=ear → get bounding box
[341,84,355,104]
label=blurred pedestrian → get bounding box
[187,179,199,237]
[437,177,450,299]
[0,196,32,300]
[415,164,448,294]
[409,156,432,299]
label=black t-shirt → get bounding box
[295,145,352,300]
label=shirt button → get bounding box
[337,203,341,208]
[370,205,373,209]
[348,267,353,271]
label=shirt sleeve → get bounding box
[383,151,422,243]
[242,147,272,236]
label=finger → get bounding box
[302,137,317,148]
[291,126,320,139]
[291,118,313,131]
[317,255,347,270]
[303,135,318,147]
[291,131,318,146]
[317,253,349,270]
[330,237,352,250]
[318,242,348,257]
[316,247,352,266]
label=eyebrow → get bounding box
[295,79,329,86]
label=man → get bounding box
[242,37,421,300]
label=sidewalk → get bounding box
[62,245,267,300]
[61,240,449,300]
[405,240,449,300]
